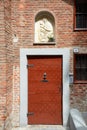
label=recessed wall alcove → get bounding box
[34,11,55,44]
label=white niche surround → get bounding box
[20,48,70,126]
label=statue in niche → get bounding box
[35,18,54,43]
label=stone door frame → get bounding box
[20,48,70,126]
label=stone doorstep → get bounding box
[0,127,3,130]
[12,125,69,130]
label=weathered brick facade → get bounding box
[0,0,87,130]
[0,0,7,128]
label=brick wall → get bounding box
[4,0,13,130]
[5,0,12,114]
[70,83,87,111]
[0,0,6,128]
[11,0,87,117]
[11,0,87,127]
[70,47,87,112]
[0,0,87,129]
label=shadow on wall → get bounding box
[62,0,74,6]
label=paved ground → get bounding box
[12,125,69,130]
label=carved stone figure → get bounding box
[35,18,54,42]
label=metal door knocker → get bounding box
[41,72,48,82]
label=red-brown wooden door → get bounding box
[27,56,62,125]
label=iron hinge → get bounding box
[27,112,34,116]
[27,64,34,68]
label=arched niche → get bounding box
[34,11,55,43]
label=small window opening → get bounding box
[75,0,87,29]
[74,54,87,83]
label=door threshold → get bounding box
[26,125,65,130]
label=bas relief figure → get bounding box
[35,18,54,43]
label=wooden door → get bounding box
[27,56,62,125]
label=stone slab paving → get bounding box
[12,125,68,130]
